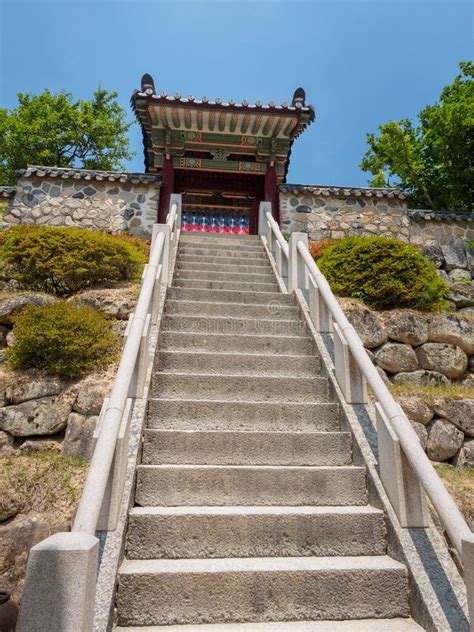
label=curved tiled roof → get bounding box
[20,165,161,184]
[407,208,473,222]
[279,183,407,199]
[0,186,16,198]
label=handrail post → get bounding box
[376,403,428,528]
[333,322,368,403]
[17,532,99,632]
[258,201,272,237]
[462,537,474,632]
[308,275,333,333]
[288,232,308,292]
[152,223,170,286]
[170,193,182,228]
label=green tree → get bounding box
[0,88,133,185]
[360,61,474,211]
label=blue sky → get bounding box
[1,0,472,186]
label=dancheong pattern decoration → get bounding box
[182,209,250,234]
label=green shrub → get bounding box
[0,225,147,296]
[6,302,119,378]
[317,236,448,311]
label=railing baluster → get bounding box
[333,322,368,404]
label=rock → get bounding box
[0,430,14,454]
[0,293,56,326]
[448,283,474,308]
[375,342,418,374]
[396,392,433,424]
[71,286,137,320]
[392,370,450,387]
[441,244,467,271]
[5,331,14,347]
[384,311,428,346]
[61,413,97,459]
[0,325,9,348]
[433,397,474,437]
[422,244,444,268]
[458,306,474,317]
[5,376,65,405]
[19,437,62,453]
[0,392,74,437]
[411,421,428,450]
[71,368,114,416]
[428,313,474,355]
[339,299,387,349]
[448,269,471,284]
[461,372,474,388]
[375,367,390,385]
[416,342,468,378]
[426,418,464,461]
[453,439,474,469]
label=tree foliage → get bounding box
[360,62,474,211]
[0,88,133,185]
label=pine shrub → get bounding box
[317,236,448,311]
[0,225,147,296]
[6,302,120,378]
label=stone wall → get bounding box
[2,167,161,238]
[279,186,473,246]
[341,300,473,468]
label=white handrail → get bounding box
[73,202,179,534]
[262,208,472,558]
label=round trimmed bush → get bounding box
[317,236,448,311]
[6,302,120,378]
[0,225,147,296]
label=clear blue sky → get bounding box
[1,0,472,186]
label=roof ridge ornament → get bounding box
[292,87,306,107]
[141,73,155,94]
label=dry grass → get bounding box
[388,382,474,401]
[0,451,88,522]
[434,463,474,529]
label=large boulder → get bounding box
[374,342,418,374]
[0,293,56,326]
[0,392,74,437]
[448,283,474,309]
[421,244,444,269]
[453,439,474,469]
[339,299,387,349]
[428,313,474,355]
[70,286,137,320]
[426,418,464,461]
[4,375,65,405]
[71,367,115,416]
[416,343,468,378]
[433,397,474,437]
[448,269,471,284]
[441,244,467,271]
[392,370,450,387]
[396,391,434,424]
[384,311,428,346]
[61,413,97,459]
[411,421,428,450]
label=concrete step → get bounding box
[158,331,314,355]
[164,299,299,321]
[141,429,351,466]
[180,233,260,242]
[135,465,367,506]
[161,314,307,337]
[150,373,329,402]
[116,556,409,626]
[155,351,320,376]
[178,242,268,261]
[147,399,341,432]
[173,278,279,292]
[174,269,276,283]
[176,262,273,275]
[168,287,294,306]
[116,619,424,631]
[126,505,385,560]
[177,253,268,265]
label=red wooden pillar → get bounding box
[158,157,175,223]
[264,163,280,225]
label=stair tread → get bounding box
[119,554,405,575]
[129,505,383,517]
[115,619,424,631]
[138,464,363,472]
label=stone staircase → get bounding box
[115,232,424,631]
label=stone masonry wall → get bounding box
[3,172,161,238]
[279,189,473,246]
